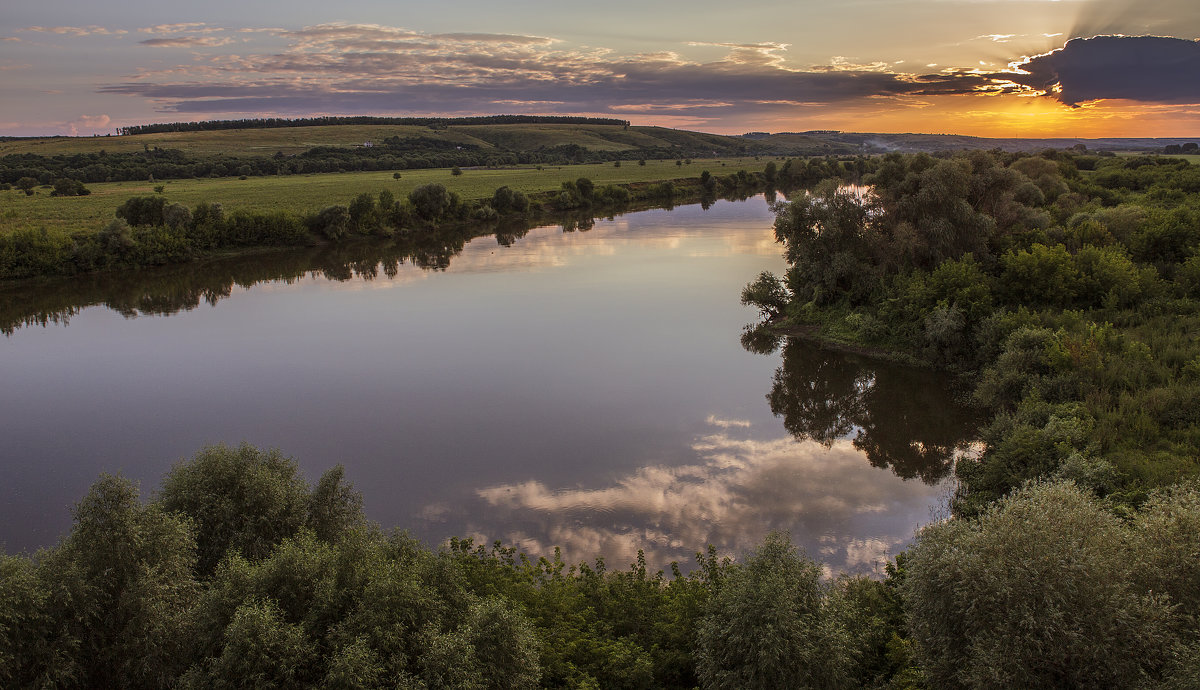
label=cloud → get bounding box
[84,21,1200,126]
[705,415,753,428]
[1008,35,1200,106]
[91,21,982,121]
[140,37,233,48]
[138,23,214,34]
[62,114,111,136]
[22,26,127,36]
[469,421,952,572]
[1071,0,1200,39]
[98,35,983,123]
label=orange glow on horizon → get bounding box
[717,94,1200,139]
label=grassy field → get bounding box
[0,158,773,237]
[1113,152,1200,164]
[0,123,759,158]
[0,125,491,157]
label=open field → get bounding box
[0,158,773,237]
[0,123,760,158]
[1113,152,1200,164]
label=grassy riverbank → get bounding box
[0,159,771,238]
[0,160,787,281]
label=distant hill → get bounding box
[0,119,779,158]
[1,115,1195,164]
[771,132,1200,154]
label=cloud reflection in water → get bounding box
[471,419,963,574]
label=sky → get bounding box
[2,0,1199,137]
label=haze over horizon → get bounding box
[2,0,1198,138]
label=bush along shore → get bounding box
[0,164,797,282]
[4,444,1199,688]
[735,148,1200,685]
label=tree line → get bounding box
[114,115,632,136]
[3,444,1196,688]
[1,142,771,187]
[0,167,774,281]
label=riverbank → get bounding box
[0,159,773,238]
[0,163,780,282]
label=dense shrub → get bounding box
[904,480,1185,688]
[696,534,855,689]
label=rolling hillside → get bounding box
[0,123,775,158]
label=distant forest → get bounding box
[115,115,632,136]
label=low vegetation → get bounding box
[3,445,1198,688]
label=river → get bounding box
[0,195,977,572]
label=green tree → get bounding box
[1000,243,1080,308]
[157,443,312,575]
[181,598,313,689]
[312,205,351,241]
[463,597,542,689]
[490,186,529,214]
[903,480,1176,688]
[409,183,453,221]
[696,533,854,689]
[49,475,199,688]
[50,178,91,197]
[307,464,365,543]
[348,192,381,234]
[15,176,38,195]
[740,270,789,319]
[116,195,168,226]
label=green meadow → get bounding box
[0,158,772,238]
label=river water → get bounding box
[0,196,977,572]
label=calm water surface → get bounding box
[0,197,977,572]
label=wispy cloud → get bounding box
[76,22,1200,126]
[472,426,947,572]
[140,36,234,48]
[96,22,997,122]
[138,23,216,34]
[22,26,127,36]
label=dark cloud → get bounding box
[99,66,963,118]
[1010,36,1200,106]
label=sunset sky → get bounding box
[2,0,1199,137]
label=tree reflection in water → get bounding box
[758,335,981,484]
[0,208,631,336]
